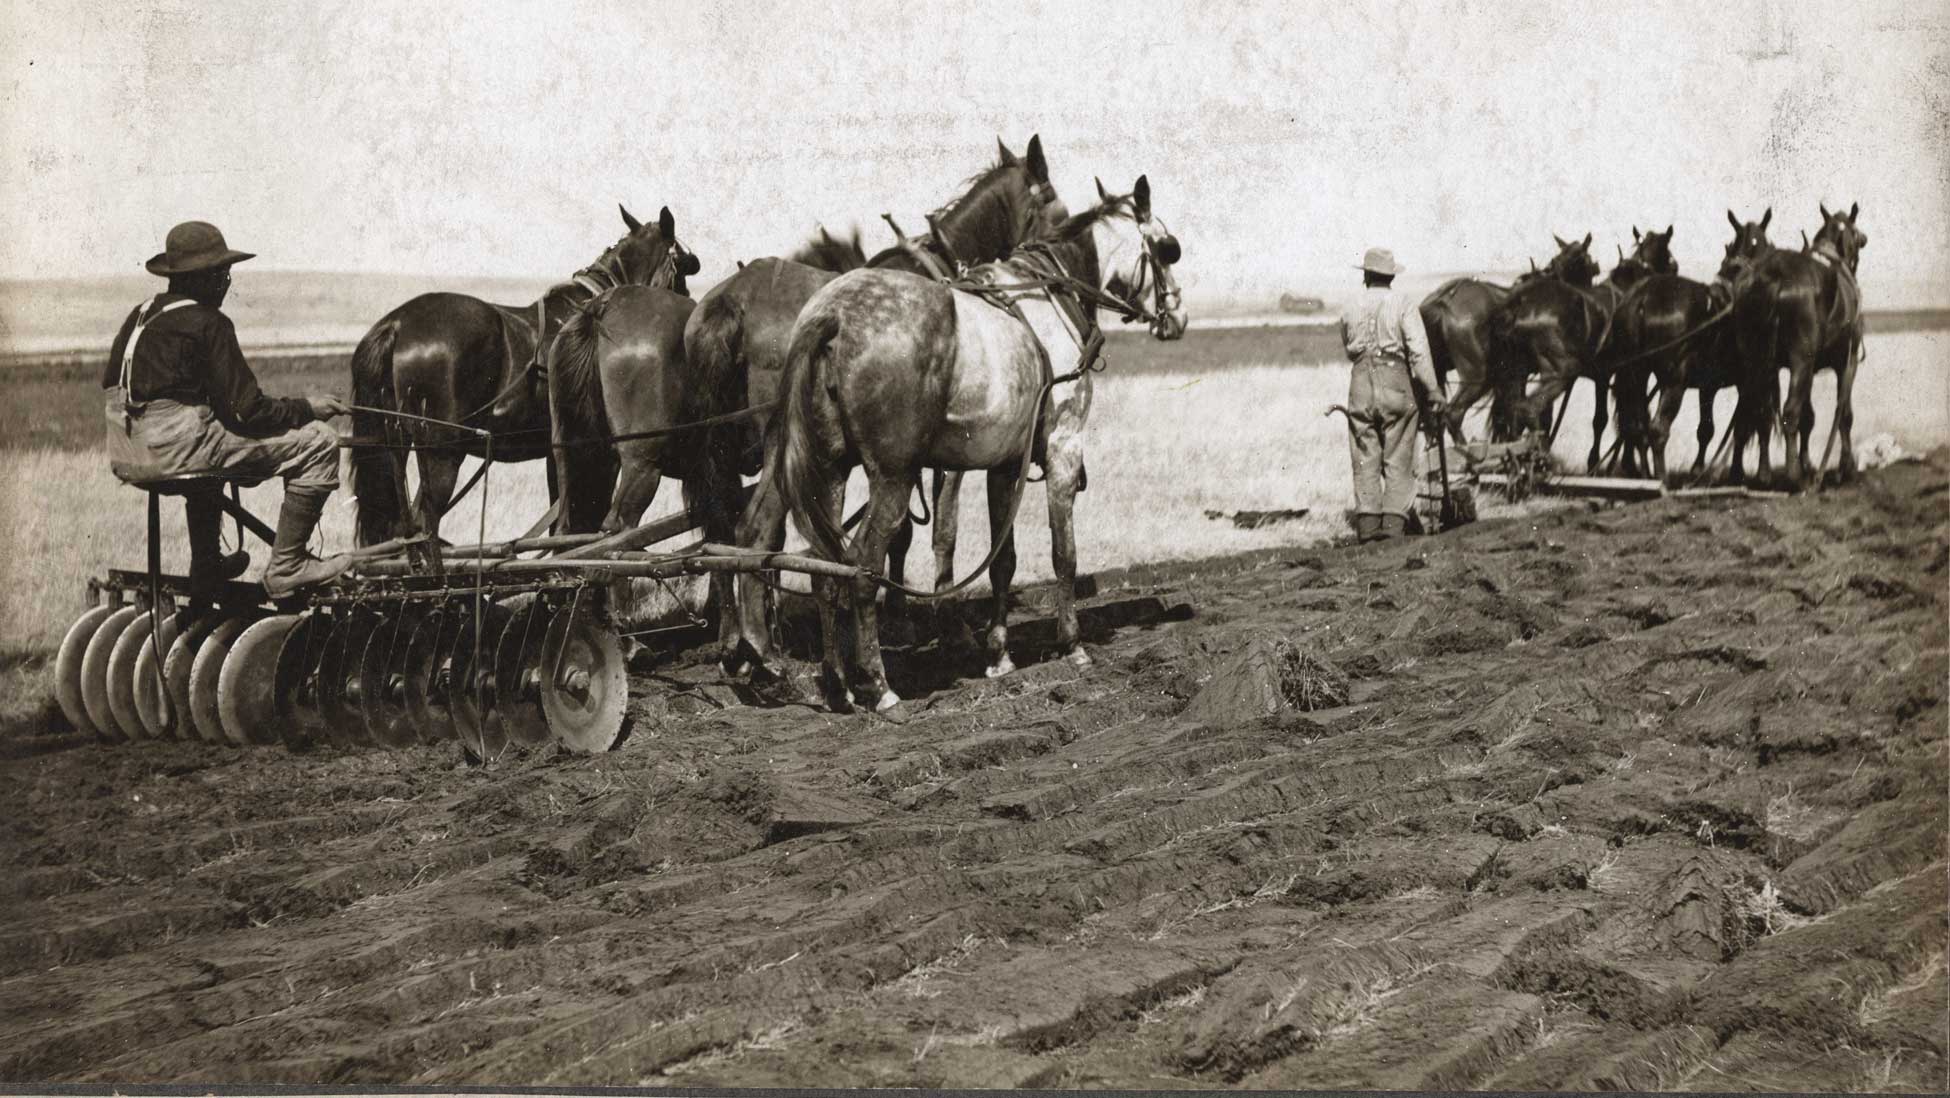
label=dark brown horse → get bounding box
[1488,233,1657,470]
[530,225,867,643]
[1730,203,1867,488]
[1607,227,1750,481]
[348,205,696,545]
[699,138,1071,674]
[1421,277,1513,443]
[779,177,1185,712]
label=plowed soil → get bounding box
[3,454,1945,1091]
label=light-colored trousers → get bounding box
[1346,354,1421,516]
[106,394,339,492]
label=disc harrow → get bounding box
[61,427,856,762]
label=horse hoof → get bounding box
[1065,646,1092,668]
[985,657,1015,679]
[874,690,902,713]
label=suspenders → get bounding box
[117,296,194,427]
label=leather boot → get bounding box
[1354,513,1383,543]
[261,487,354,597]
[1379,513,1407,540]
[185,490,250,585]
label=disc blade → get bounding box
[189,615,258,745]
[219,615,300,747]
[81,606,143,742]
[450,598,513,760]
[164,613,224,743]
[404,609,463,744]
[492,594,551,745]
[538,599,630,754]
[133,609,187,739]
[107,609,164,741]
[350,604,414,750]
[274,610,332,750]
[56,604,115,736]
[318,609,380,749]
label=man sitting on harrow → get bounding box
[105,220,354,596]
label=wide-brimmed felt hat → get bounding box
[146,221,255,276]
[1355,246,1403,276]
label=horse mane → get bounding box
[787,226,866,272]
[926,157,1041,262]
[547,295,610,436]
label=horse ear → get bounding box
[1095,176,1110,202]
[1849,201,1858,222]
[659,206,676,239]
[1760,208,1771,231]
[1582,232,1592,250]
[1616,244,1625,262]
[1728,209,1741,232]
[1664,224,1673,240]
[996,137,1017,165]
[1820,201,1832,222]
[1025,135,1048,183]
[1133,175,1151,218]
[820,225,834,245]
[620,204,642,233]
[1553,233,1568,249]
[1633,226,1641,242]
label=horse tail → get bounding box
[549,293,609,438]
[779,311,849,564]
[348,315,401,546]
[684,291,757,475]
[1419,298,1454,390]
[1486,300,1525,439]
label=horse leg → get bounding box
[1586,372,1609,474]
[931,469,962,590]
[686,453,745,671]
[1780,340,1816,490]
[1045,443,1088,667]
[726,459,789,677]
[982,466,1020,679]
[1445,373,1490,445]
[811,467,854,712]
[412,450,463,545]
[883,512,913,626]
[1692,384,1717,478]
[1835,345,1861,482]
[847,470,912,712]
[1649,378,1687,484]
[604,445,662,533]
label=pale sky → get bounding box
[3,0,1947,307]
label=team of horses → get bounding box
[345,137,1187,711]
[1422,202,1867,488]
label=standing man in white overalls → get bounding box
[1339,247,1444,543]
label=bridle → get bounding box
[1097,207,1181,336]
[471,233,697,425]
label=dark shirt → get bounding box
[103,294,314,437]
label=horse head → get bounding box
[601,204,701,295]
[1628,224,1678,276]
[1718,207,1773,282]
[927,134,1069,265]
[789,224,867,272]
[1544,232,1600,286]
[1813,202,1866,273]
[1078,174,1186,341]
